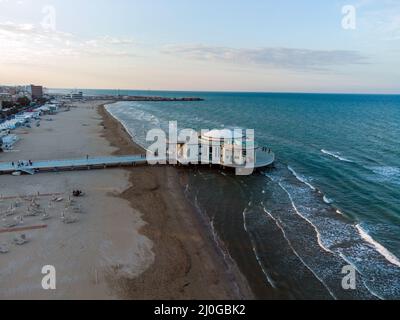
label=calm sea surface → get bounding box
[52,89,400,299]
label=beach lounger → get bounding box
[13,234,28,246]
[41,213,51,221]
[0,244,9,254]
[62,215,79,224]
[3,220,18,228]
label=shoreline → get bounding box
[98,104,255,299]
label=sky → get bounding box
[0,0,399,93]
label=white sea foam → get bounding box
[261,205,337,299]
[336,209,344,216]
[277,181,398,299]
[267,165,399,298]
[321,149,353,163]
[355,224,400,268]
[105,102,159,151]
[287,166,316,191]
[278,182,334,255]
[323,196,334,204]
[106,105,148,150]
[367,166,400,184]
[337,252,384,300]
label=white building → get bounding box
[36,104,59,115]
[70,91,83,100]
[175,129,274,170]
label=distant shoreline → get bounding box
[51,93,204,102]
[47,88,400,96]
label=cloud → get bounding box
[162,44,368,71]
[84,36,136,47]
[356,0,400,40]
[365,12,400,40]
[0,22,70,64]
[0,21,369,73]
[0,22,137,65]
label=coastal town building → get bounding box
[70,91,83,100]
[36,103,59,115]
[0,93,13,110]
[30,85,43,100]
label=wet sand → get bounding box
[0,101,253,299]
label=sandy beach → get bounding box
[0,101,253,300]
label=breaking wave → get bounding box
[323,196,334,204]
[356,224,400,268]
[321,149,353,163]
[265,164,400,299]
[287,166,316,191]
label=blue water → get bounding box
[53,89,400,299]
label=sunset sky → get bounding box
[0,0,399,93]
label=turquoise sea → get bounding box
[51,89,400,299]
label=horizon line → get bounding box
[1,83,400,96]
[47,87,400,96]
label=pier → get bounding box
[0,155,153,175]
[0,151,274,176]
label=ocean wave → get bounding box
[105,105,148,150]
[278,182,334,254]
[355,224,400,268]
[323,196,334,204]
[106,102,165,150]
[321,149,353,163]
[288,166,335,205]
[337,252,384,300]
[287,166,316,191]
[366,166,400,185]
[336,209,344,216]
[278,181,400,298]
[261,205,336,298]
[266,166,400,298]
